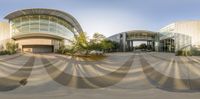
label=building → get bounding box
[108,21,200,55]
[0,8,83,53]
[160,21,200,54]
[0,22,10,51]
[108,30,160,52]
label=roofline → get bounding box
[4,8,83,33]
[125,30,158,34]
[12,33,66,40]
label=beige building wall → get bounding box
[15,38,61,52]
[160,21,200,47]
[174,21,200,46]
[0,22,11,51]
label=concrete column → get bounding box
[132,41,134,51]
[122,33,126,52]
[170,39,171,52]
[163,40,165,52]
[153,41,155,51]
[129,41,131,51]
[131,41,133,51]
[126,41,129,51]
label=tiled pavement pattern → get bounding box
[0,52,200,99]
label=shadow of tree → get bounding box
[139,55,200,92]
[0,55,35,92]
[41,55,135,89]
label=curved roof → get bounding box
[4,8,83,33]
[12,33,66,40]
[126,30,157,35]
[125,30,158,41]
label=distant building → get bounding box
[108,21,200,55]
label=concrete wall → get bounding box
[160,21,200,55]
[174,21,200,46]
[0,22,10,51]
[15,38,61,52]
[108,33,125,52]
[161,21,200,47]
[108,34,121,43]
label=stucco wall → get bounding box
[0,22,10,51]
[15,38,60,52]
[174,21,200,46]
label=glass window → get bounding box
[11,15,75,41]
[29,15,39,32]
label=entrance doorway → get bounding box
[22,45,54,53]
[127,40,155,52]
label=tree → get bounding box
[109,41,120,52]
[73,32,90,55]
[6,41,18,54]
[139,43,147,49]
[91,33,106,43]
[57,32,115,55]
[100,40,114,52]
[57,42,66,54]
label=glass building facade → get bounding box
[0,8,83,53]
[108,30,160,52]
[108,30,193,55]
[159,32,192,53]
[108,21,200,55]
[11,15,74,40]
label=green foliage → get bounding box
[75,32,89,49]
[57,32,115,55]
[57,32,90,55]
[191,47,200,56]
[91,33,106,43]
[110,41,121,52]
[89,33,114,52]
[0,50,9,55]
[88,42,102,51]
[176,50,192,56]
[138,43,147,49]
[100,39,114,51]
[0,42,18,55]
[6,42,18,55]
[74,32,90,55]
[57,43,67,54]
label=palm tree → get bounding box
[73,32,90,55]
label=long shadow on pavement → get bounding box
[41,55,135,89]
[0,55,35,92]
[139,54,200,92]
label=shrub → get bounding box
[0,42,18,55]
[0,50,10,55]
[176,50,192,56]
[6,42,18,55]
[191,48,200,56]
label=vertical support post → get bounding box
[131,41,133,51]
[122,33,126,52]
[127,41,129,51]
[163,40,165,52]
[133,41,134,51]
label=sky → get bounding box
[1,0,200,37]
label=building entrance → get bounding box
[126,40,155,52]
[22,45,54,53]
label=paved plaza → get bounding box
[0,52,200,99]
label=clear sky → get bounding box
[1,0,200,37]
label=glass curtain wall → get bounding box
[126,32,159,51]
[11,15,75,40]
[159,32,192,53]
[174,33,192,52]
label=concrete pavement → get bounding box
[0,52,200,99]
